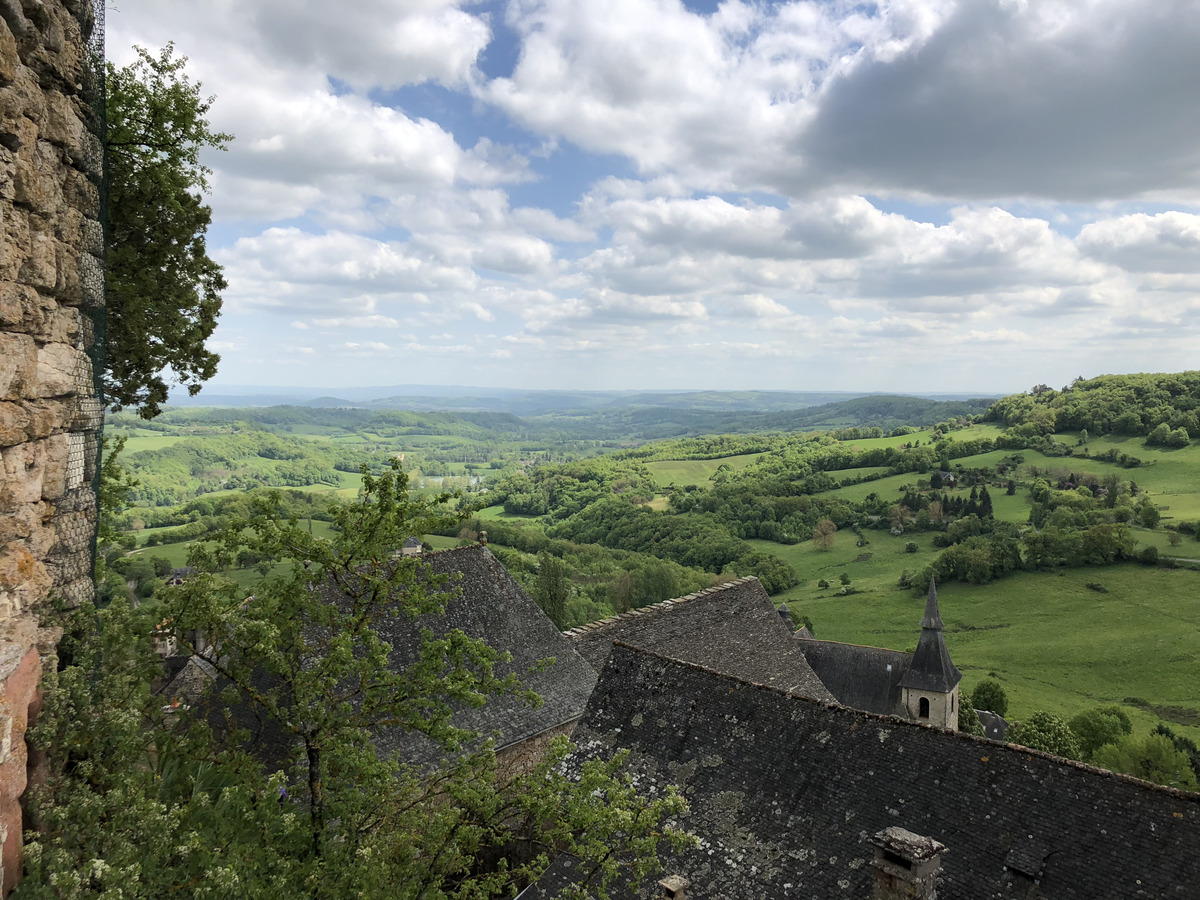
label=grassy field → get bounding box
[1069,433,1200,522]
[475,504,540,522]
[644,452,765,487]
[750,531,943,597]
[781,562,1200,744]
[109,429,189,453]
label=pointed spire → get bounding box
[921,578,944,630]
[901,577,961,693]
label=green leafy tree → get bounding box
[957,703,985,737]
[1068,706,1133,760]
[978,485,994,518]
[1092,733,1198,789]
[22,466,689,898]
[812,518,837,551]
[970,679,1009,717]
[106,44,232,418]
[534,551,572,629]
[636,560,679,608]
[1009,712,1082,760]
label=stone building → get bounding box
[0,0,103,892]
[795,580,963,730]
[527,645,1200,899]
[165,544,599,774]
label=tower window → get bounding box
[919,697,930,718]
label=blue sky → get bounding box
[109,0,1200,396]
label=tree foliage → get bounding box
[534,550,572,629]
[21,466,689,898]
[1092,733,1199,790]
[106,44,232,418]
[957,703,985,737]
[1009,712,1081,761]
[985,372,1200,439]
[1068,706,1133,761]
[970,679,1009,717]
[812,518,837,551]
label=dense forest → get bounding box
[986,372,1200,441]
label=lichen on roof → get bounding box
[533,644,1200,899]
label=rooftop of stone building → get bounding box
[794,636,911,716]
[164,544,597,770]
[317,543,598,765]
[900,578,961,694]
[564,577,835,703]
[529,643,1200,900]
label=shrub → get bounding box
[971,679,1009,717]
[1069,706,1133,760]
[1010,712,1082,760]
[958,703,985,737]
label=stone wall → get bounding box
[0,0,102,892]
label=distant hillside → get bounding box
[986,372,1200,440]
[169,385,996,417]
[570,395,996,439]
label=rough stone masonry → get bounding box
[0,0,103,892]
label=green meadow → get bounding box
[783,564,1200,744]
[644,452,766,487]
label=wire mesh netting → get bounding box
[58,0,106,607]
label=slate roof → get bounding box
[165,545,597,771]
[160,658,297,774]
[534,644,1200,900]
[795,638,910,716]
[977,709,1010,742]
[319,544,598,766]
[900,579,961,693]
[564,578,835,703]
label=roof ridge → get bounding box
[562,576,761,637]
[607,642,1200,803]
[801,638,912,655]
[417,543,489,560]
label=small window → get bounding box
[919,697,930,718]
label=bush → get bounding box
[1010,712,1082,760]
[958,703,985,737]
[970,679,1009,717]
[904,541,918,553]
[1069,706,1133,760]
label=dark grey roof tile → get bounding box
[564,578,835,703]
[543,645,1200,899]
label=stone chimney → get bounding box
[478,530,488,546]
[658,875,689,899]
[871,827,946,900]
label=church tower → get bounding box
[900,578,962,730]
